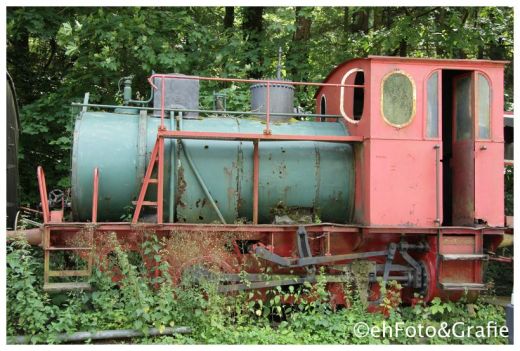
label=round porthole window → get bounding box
[381,70,416,128]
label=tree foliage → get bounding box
[7,6,514,203]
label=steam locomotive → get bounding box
[10,56,512,307]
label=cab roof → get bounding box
[315,55,508,98]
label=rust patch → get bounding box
[163,231,244,284]
[277,162,287,178]
[223,166,233,177]
[283,186,290,202]
[270,201,314,224]
[177,166,187,198]
[177,166,187,208]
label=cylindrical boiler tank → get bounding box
[71,113,354,224]
[250,82,294,122]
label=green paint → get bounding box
[72,112,355,223]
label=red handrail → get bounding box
[147,73,365,134]
[92,168,99,223]
[37,166,50,223]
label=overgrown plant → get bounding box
[6,234,509,345]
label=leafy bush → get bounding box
[6,235,508,345]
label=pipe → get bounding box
[128,85,154,105]
[37,166,49,223]
[169,111,176,222]
[122,77,133,104]
[92,168,99,223]
[178,114,227,224]
[18,218,42,228]
[19,206,42,214]
[157,137,165,223]
[252,140,259,224]
[8,326,191,344]
[160,77,165,129]
[148,73,363,89]
[127,71,155,105]
[71,103,343,119]
[264,81,271,134]
[7,228,43,246]
[498,234,514,248]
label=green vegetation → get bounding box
[7,7,514,203]
[7,236,508,345]
[6,8,513,344]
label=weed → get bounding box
[6,235,509,345]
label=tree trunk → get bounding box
[343,7,350,33]
[294,7,312,41]
[224,7,234,29]
[473,8,485,59]
[373,7,383,30]
[486,10,507,60]
[352,8,369,33]
[435,8,446,57]
[288,7,312,81]
[8,28,31,105]
[399,39,408,57]
[242,7,264,78]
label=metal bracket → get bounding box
[382,243,397,283]
[296,226,312,258]
[254,244,387,268]
[81,92,89,114]
[254,245,292,267]
[254,236,429,293]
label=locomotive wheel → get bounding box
[173,255,236,288]
[180,264,220,287]
[419,260,431,298]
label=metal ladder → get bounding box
[437,230,488,291]
[132,136,164,224]
[38,166,97,292]
[42,227,93,292]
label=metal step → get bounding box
[131,200,158,206]
[43,282,91,292]
[48,269,90,277]
[440,282,487,291]
[440,254,488,261]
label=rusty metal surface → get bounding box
[132,138,161,224]
[73,112,356,224]
[452,73,476,226]
[39,222,505,236]
[37,166,50,223]
[159,130,363,142]
[33,222,502,302]
[92,168,99,223]
[252,141,259,224]
[6,228,42,245]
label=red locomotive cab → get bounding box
[317,56,507,228]
[317,56,508,299]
